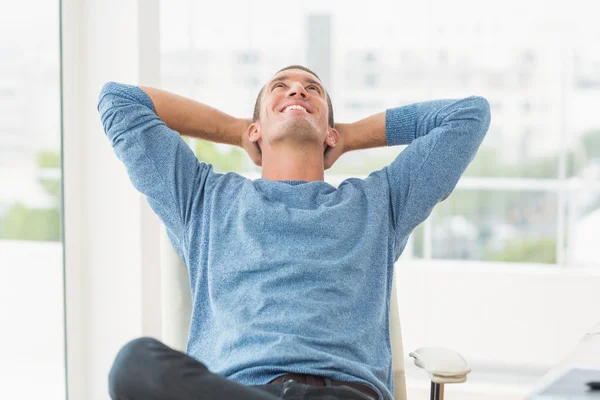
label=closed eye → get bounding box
[272,82,321,94]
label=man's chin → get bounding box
[280,119,315,134]
[268,120,320,145]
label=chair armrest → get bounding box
[409,347,471,384]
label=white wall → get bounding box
[396,260,600,397]
[397,261,600,368]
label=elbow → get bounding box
[469,96,492,131]
[97,81,121,111]
[97,82,124,141]
[100,81,123,94]
[97,82,155,116]
[100,81,117,95]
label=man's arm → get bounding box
[340,97,491,255]
[139,86,261,166]
[98,82,222,259]
[325,115,385,169]
[337,112,387,152]
[139,86,245,145]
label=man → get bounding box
[99,65,491,400]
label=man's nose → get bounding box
[287,82,308,98]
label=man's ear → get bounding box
[247,122,262,144]
[325,126,339,148]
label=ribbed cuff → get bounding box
[385,104,417,146]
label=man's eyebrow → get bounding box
[269,75,325,93]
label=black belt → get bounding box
[269,373,378,399]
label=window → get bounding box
[159,2,600,395]
[430,189,558,263]
[0,1,65,399]
[159,0,600,268]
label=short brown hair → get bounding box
[252,65,334,128]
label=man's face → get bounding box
[249,69,332,150]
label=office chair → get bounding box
[160,247,471,400]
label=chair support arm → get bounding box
[409,347,471,384]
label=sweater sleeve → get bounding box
[383,96,491,252]
[97,82,216,259]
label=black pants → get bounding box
[109,337,374,400]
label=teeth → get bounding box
[284,105,307,112]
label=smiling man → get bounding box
[245,67,339,183]
[98,65,491,400]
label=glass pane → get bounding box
[159,0,578,180]
[0,1,65,398]
[566,188,600,267]
[429,0,568,179]
[430,190,558,264]
[159,0,427,176]
[158,0,591,262]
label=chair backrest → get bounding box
[389,274,408,400]
[161,248,407,400]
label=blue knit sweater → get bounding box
[98,82,491,400]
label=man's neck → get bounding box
[260,144,325,182]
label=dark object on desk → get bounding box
[532,368,600,399]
